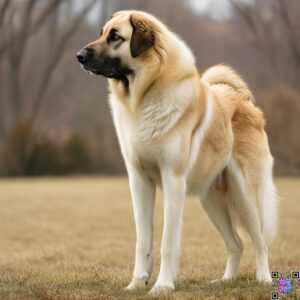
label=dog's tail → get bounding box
[260,155,279,244]
[201,64,255,103]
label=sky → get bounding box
[188,0,232,21]
[188,0,253,21]
[74,0,255,24]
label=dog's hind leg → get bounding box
[227,158,272,282]
[200,177,243,281]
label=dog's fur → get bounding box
[77,10,278,293]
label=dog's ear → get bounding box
[130,15,155,58]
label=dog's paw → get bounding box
[125,277,147,291]
[211,276,235,284]
[256,272,272,284]
[149,281,174,294]
[210,278,222,284]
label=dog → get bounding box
[76,10,278,293]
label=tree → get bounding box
[0,0,100,139]
[229,0,300,89]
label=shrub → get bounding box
[260,86,300,175]
[1,122,91,176]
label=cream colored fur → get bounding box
[80,10,278,293]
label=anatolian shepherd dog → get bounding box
[76,10,278,293]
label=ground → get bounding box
[0,177,299,299]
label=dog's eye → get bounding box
[108,29,120,43]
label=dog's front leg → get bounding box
[150,171,186,293]
[125,165,155,290]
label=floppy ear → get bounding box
[130,15,155,58]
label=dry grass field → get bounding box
[0,177,299,299]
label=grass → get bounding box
[0,177,299,299]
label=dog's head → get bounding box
[76,11,160,81]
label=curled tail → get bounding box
[201,64,255,103]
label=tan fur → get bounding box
[202,64,255,102]
[78,10,277,293]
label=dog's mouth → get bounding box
[80,63,114,77]
[80,64,94,76]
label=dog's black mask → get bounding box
[78,49,133,80]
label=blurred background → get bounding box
[0,0,299,177]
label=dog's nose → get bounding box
[76,48,93,63]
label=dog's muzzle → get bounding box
[76,47,105,75]
[76,47,133,80]
[76,48,94,64]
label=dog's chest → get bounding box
[110,86,194,178]
[118,101,182,170]
[129,122,164,168]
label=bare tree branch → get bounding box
[12,0,37,66]
[8,0,38,121]
[0,59,6,137]
[276,0,300,65]
[230,0,277,70]
[30,0,99,123]
[47,4,59,48]
[229,0,300,87]
[0,0,63,57]
[0,0,12,137]
[0,0,100,141]
[1,0,65,126]
[0,0,11,29]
